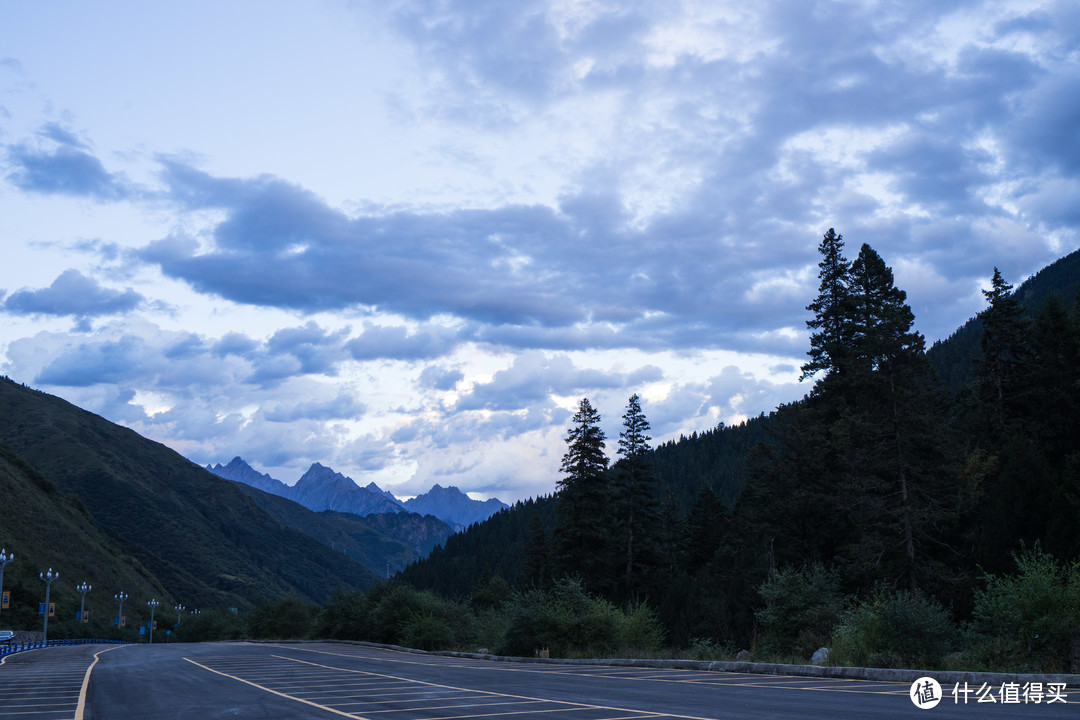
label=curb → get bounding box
[325,640,1080,688]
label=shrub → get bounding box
[830,587,957,669]
[968,545,1080,673]
[496,578,663,658]
[755,563,845,659]
[248,597,317,640]
[317,588,372,640]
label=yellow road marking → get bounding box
[75,645,127,720]
[185,657,372,719]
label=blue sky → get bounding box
[2,1,1078,502]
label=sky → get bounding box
[1,1,1078,503]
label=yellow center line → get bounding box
[185,657,372,719]
[75,645,128,720]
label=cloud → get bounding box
[347,323,465,361]
[3,269,144,319]
[455,352,624,411]
[4,124,131,200]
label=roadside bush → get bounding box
[497,578,663,658]
[755,563,845,659]
[248,597,317,640]
[967,545,1080,673]
[830,587,957,669]
[177,608,246,642]
[366,581,471,650]
[317,588,372,640]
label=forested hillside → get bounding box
[400,232,1080,670]
[0,378,381,611]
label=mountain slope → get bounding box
[0,439,168,629]
[927,247,1080,390]
[0,378,380,610]
[229,482,426,574]
[404,484,509,529]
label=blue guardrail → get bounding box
[1,638,124,658]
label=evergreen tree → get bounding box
[520,515,550,589]
[976,268,1031,430]
[613,394,661,599]
[838,244,959,592]
[554,398,613,592]
[802,229,855,382]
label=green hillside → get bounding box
[0,377,380,612]
[0,440,168,632]
[927,247,1080,390]
[231,482,430,575]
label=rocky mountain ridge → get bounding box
[206,457,508,530]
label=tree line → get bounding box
[398,230,1080,671]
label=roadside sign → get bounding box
[1,591,9,608]
[138,625,145,635]
[48,603,55,617]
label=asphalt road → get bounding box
[1,642,1076,719]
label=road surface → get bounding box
[0,641,1075,719]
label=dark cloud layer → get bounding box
[4,269,143,319]
[3,1,1080,501]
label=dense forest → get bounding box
[395,232,1080,672]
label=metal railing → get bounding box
[0,637,125,658]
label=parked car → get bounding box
[0,630,14,645]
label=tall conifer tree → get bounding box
[613,394,660,598]
[554,398,613,591]
[802,229,854,382]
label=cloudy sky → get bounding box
[1,1,1077,502]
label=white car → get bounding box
[0,630,14,645]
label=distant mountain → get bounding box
[405,484,509,530]
[208,457,454,558]
[290,463,404,516]
[0,377,381,611]
[207,456,290,497]
[208,457,507,530]
[366,481,406,508]
[229,483,444,574]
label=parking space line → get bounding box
[184,657,371,719]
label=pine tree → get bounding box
[976,268,1031,430]
[521,515,550,589]
[802,229,855,382]
[613,394,660,599]
[554,398,613,592]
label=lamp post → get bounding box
[0,549,12,620]
[174,603,185,627]
[39,568,58,643]
[115,591,128,630]
[76,582,91,623]
[147,599,159,644]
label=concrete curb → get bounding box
[325,640,1080,688]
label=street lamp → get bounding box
[174,603,185,627]
[115,591,128,630]
[39,568,58,643]
[76,582,91,623]
[147,599,159,644]
[0,549,12,620]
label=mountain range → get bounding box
[206,457,508,531]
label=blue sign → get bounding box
[138,625,146,635]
